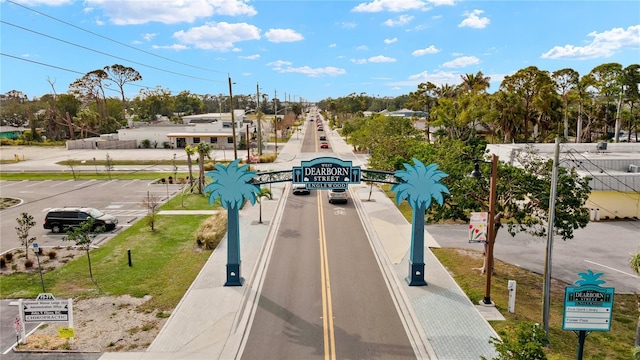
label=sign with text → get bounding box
[563,285,614,331]
[292,157,361,189]
[21,298,71,322]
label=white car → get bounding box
[327,188,348,204]
[292,184,310,195]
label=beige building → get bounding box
[488,142,640,220]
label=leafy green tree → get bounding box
[484,322,548,360]
[103,64,142,121]
[64,217,104,281]
[175,90,204,116]
[15,212,36,260]
[552,68,579,139]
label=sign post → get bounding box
[562,270,614,360]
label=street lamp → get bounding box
[470,153,498,305]
[228,75,238,160]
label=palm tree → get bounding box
[256,187,272,224]
[184,145,195,191]
[204,158,259,286]
[391,158,449,285]
[196,142,212,194]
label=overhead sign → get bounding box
[292,157,361,189]
[563,284,614,331]
[22,299,70,322]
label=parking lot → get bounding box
[0,180,183,254]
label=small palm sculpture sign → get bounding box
[392,158,449,286]
[205,159,260,286]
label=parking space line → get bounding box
[74,180,96,187]
[25,180,50,188]
[0,180,28,187]
[121,179,140,187]
[51,179,75,187]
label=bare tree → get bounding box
[142,191,162,231]
[15,212,36,260]
[64,218,104,281]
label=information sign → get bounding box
[22,299,69,322]
[563,285,614,331]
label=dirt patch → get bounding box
[14,295,167,352]
[3,247,169,353]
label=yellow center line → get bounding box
[317,190,336,360]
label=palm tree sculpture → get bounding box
[204,158,259,286]
[391,158,449,285]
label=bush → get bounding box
[141,139,151,148]
[195,212,227,250]
[4,252,13,262]
[484,322,548,360]
[24,258,34,268]
[0,257,5,268]
[47,250,57,259]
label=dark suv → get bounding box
[43,207,118,233]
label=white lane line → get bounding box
[584,260,640,278]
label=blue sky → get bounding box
[1,0,639,103]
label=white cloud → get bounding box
[412,45,440,56]
[142,33,157,41]
[390,70,460,87]
[441,55,480,68]
[340,22,357,29]
[85,0,257,25]
[356,45,369,51]
[265,29,304,43]
[329,43,337,48]
[428,0,455,5]
[458,9,490,29]
[541,24,640,60]
[239,54,261,60]
[352,0,429,13]
[267,61,346,77]
[151,44,189,51]
[173,22,260,52]
[351,55,397,64]
[369,55,396,63]
[384,38,398,44]
[383,15,414,27]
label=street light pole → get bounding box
[274,90,278,154]
[228,75,237,160]
[542,136,560,339]
[256,83,262,156]
[483,153,498,305]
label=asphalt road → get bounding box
[242,177,414,359]
[426,221,640,294]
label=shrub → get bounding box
[4,252,13,262]
[195,212,227,250]
[141,139,151,148]
[204,162,215,171]
[47,250,57,259]
[0,257,5,268]
[24,258,34,268]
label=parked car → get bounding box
[320,142,329,149]
[292,183,310,195]
[43,207,118,233]
[327,188,348,204]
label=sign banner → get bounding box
[469,212,488,243]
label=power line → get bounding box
[6,0,225,75]
[1,21,224,84]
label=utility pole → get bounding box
[274,90,278,154]
[257,83,262,156]
[228,75,237,160]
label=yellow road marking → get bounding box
[317,190,336,359]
